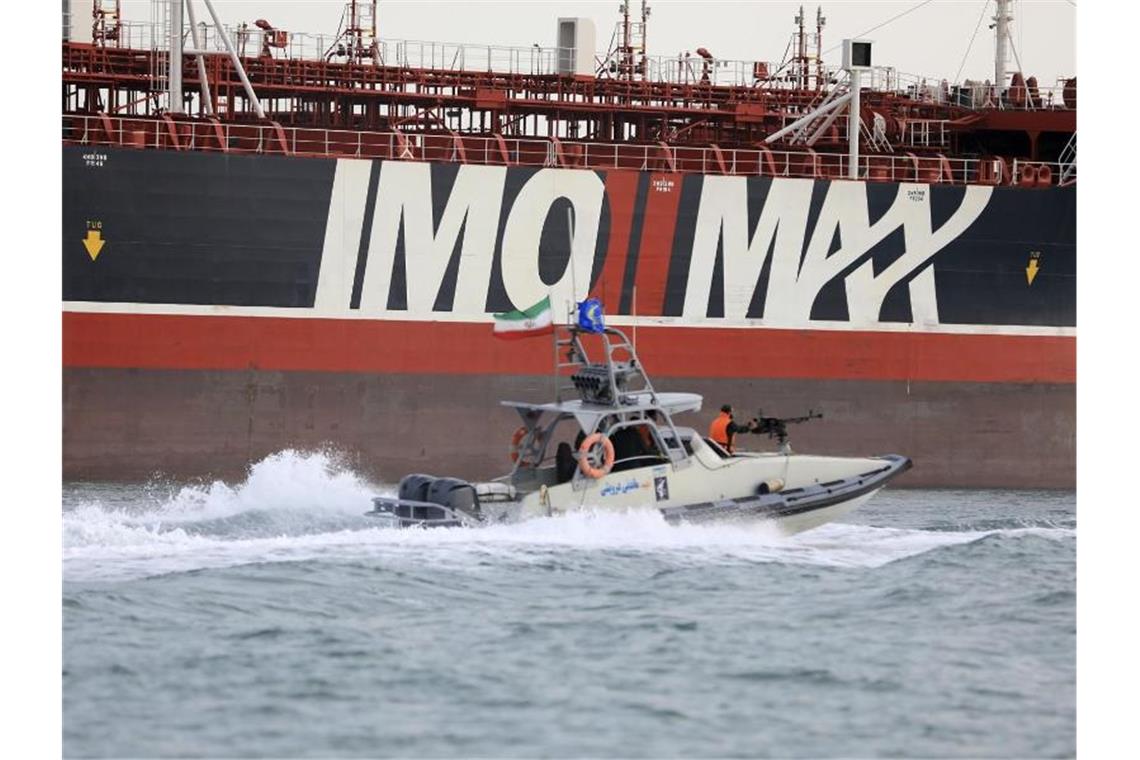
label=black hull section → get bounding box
[64,146,1075,328]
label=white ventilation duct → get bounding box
[556,18,596,76]
[63,0,94,43]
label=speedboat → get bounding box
[366,320,911,535]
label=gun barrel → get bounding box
[784,414,816,424]
[754,410,823,425]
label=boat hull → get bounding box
[367,455,909,534]
[661,489,880,535]
[369,490,877,534]
[771,490,877,535]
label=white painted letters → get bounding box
[360,162,506,314]
[319,159,993,328]
[500,168,603,312]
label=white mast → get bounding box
[168,0,183,113]
[847,67,860,179]
[993,0,1012,93]
[167,0,265,118]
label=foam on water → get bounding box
[63,450,1075,583]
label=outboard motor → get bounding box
[370,473,481,527]
[427,477,481,517]
[398,473,435,502]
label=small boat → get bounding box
[366,317,911,535]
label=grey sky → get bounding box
[120,1,1076,87]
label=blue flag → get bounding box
[577,298,605,333]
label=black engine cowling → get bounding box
[398,473,435,502]
[397,473,480,517]
[427,477,480,516]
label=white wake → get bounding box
[63,450,1074,582]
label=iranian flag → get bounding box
[493,296,555,340]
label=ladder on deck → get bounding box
[93,1,122,46]
[788,80,849,147]
[1058,132,1076,185]
[148,0,171,108]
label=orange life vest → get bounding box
[709,412,734,452]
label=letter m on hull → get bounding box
[681,176,991,327]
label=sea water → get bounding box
[63,451,1075,758]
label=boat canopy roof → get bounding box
[502,392,702,432]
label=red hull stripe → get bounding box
[492,325,556,341]
[62,312,1076,384]
[634,173,684,315]
[590,170,638,307]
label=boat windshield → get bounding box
[602,421,671,473]
[702,437,732,459]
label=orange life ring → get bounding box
[509,426,543,466]
[578,433,615,479]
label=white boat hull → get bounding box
[369,455,908,535]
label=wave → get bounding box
[63,450,1074,583]
[65,449,383,543]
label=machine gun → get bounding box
[749,409,824,450]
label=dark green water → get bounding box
[63,452,1075,758]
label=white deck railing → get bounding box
[76,20,1073,109]
[63,114,1072,187]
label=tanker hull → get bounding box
[62,146,1075,487]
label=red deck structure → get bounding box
[61,1,1076,185]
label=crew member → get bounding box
[636,411,660,454]
[708,404,756,454]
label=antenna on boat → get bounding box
[553,205,578,405]
[566,205,579,308]
[551,286,561,402]
[632,285,638,353]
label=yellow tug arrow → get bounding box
[83,230,105,261]
[1026,254,1040,285]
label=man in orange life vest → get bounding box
[708,404,758,454]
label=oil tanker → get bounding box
[61,1,1075,487]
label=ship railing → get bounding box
[381,39,560,75]
[99,20,566,74]
[76,20,850,92]
[857,67,1074,111]
[77,23,956,100]
[235,31,557,73]
[62,113,1074,188]
[601,54,783,87]
[109,19,780,86]
[89,21,1074,110]
[104,20,779,86]
[84,19,156,51]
